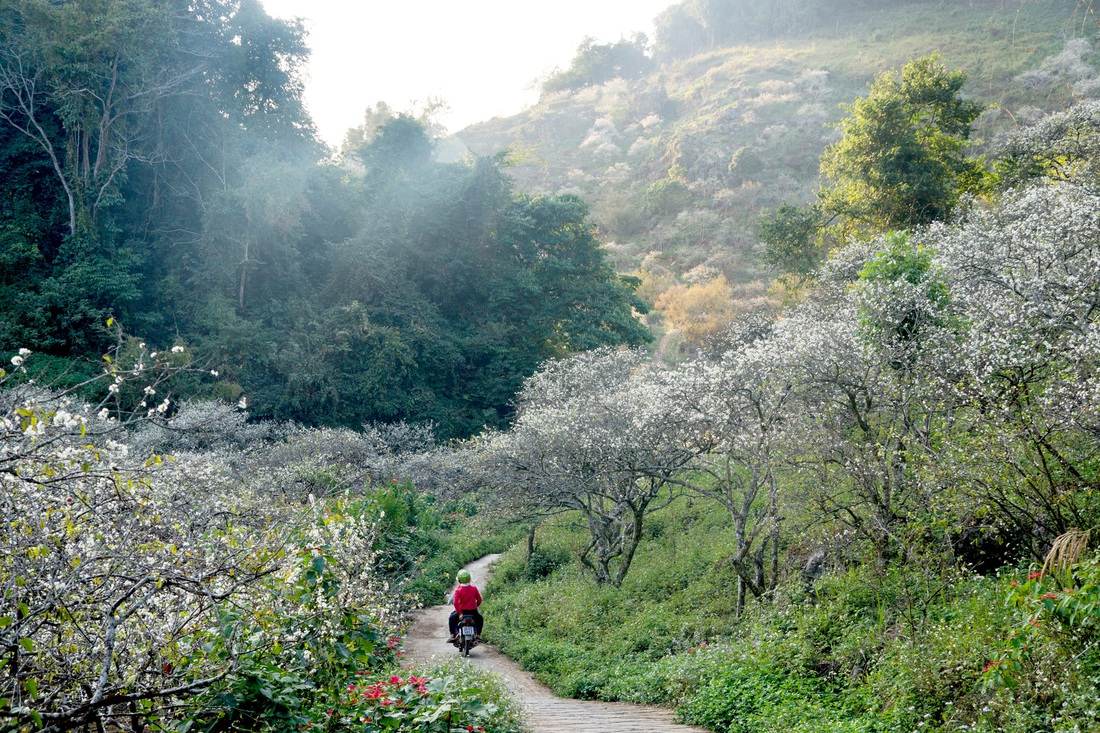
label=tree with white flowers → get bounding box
[476,349,695,585]
[0,341,400,733]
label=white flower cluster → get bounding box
[472,111,1100,595]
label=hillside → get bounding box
[458,0,1091,294]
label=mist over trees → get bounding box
[0,0,650,439]
[653,0,940,58]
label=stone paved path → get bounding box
[403,554,710,733]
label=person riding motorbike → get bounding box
[447,569,483,642]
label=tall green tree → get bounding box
[819,55,986,233]
[761,56,986,275]
[0,0,316,353]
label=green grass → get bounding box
[480,494,1099,732]
[364,482,526,607]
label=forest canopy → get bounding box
[0,0,650,439]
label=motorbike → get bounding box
[452,611,480,657]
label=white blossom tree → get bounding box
[476,349,694,586]
[0,345,395,733]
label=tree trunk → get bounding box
[613,505,646,586]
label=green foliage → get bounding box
[316,665,523,733]
[855,232,955,357]
[365,481,524,606]
[654,0,928,58]
[480,495,1100,732]
[542,35,652,95]
[978,559,1100,730]
[727,146,766,183]
[759,204,825,275]
[465,0,1078,289]
[175,491,524,733]
[643,178,692,216]
[677,659,874,733]
[819,55,987,233]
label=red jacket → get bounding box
[452,584,482,613]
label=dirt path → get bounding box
[403,554,709,733]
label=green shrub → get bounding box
[482,498,1096,732]
[524,547,570,581]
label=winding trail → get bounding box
[403,554,709,733]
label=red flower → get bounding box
[389,675,403,685]
[1040,592,1059,600]
[1027,571,1043,580]
[982,660,1001,672]
[1010,581,1019,587]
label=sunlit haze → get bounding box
[259,0,676,147]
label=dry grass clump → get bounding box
[1042,528,1092,586]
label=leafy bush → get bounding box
[481,498,1097,733]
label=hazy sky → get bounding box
[258,0,676,147]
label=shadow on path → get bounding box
[403,554,709,733]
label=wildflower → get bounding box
[108,384,119,394]
[18,348,30,356]
[10,355,23,367]
[237,396,248,409]
[1027,571,1043,580]
[144,386,156,396]
[389,676,402,685]
[1039,592,1059,600]
[982,660,1002,673]
[1010,581,1019,587]
[171,345,185,353]
[211,370,219,377]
